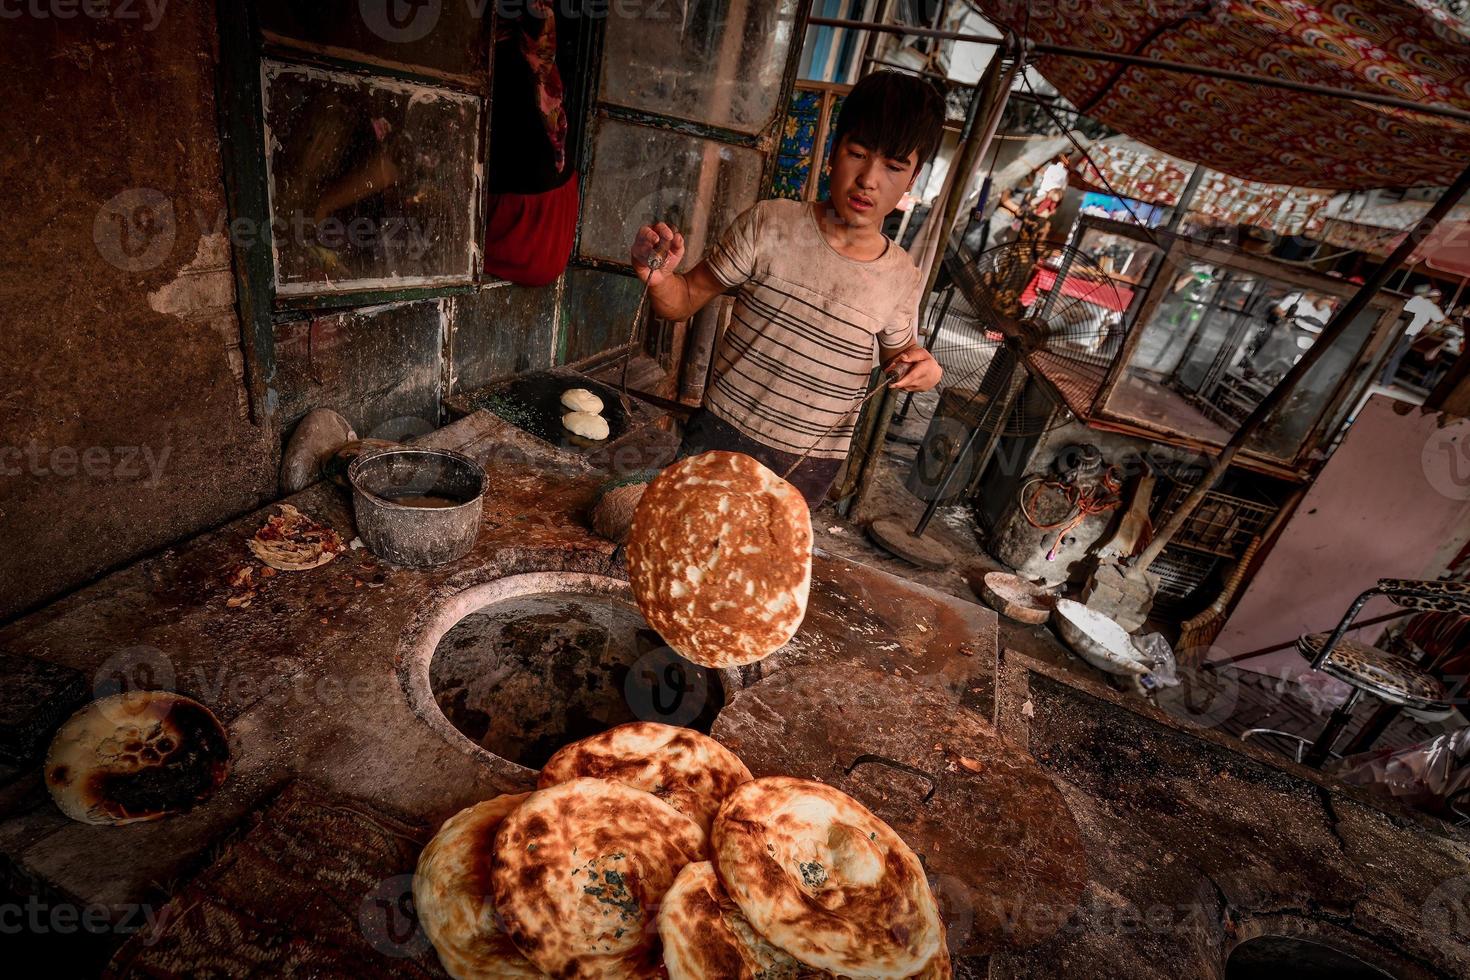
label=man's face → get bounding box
[826,135,919,231]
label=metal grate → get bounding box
[1156,487,1277,560]
[1148,546,1221,617]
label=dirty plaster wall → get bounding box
[451,283,559,393]
[1215,395,1470,678]
[0,12,656,624]
[0,9,278,622]
[274,302,445,442]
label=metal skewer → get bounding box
[620,234,675,396]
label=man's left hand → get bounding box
[884,346,942,392]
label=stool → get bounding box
[1248,578,1468,768]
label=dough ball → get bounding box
[560,387,604,414]
[562,411,610,441]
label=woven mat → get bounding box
[105,781,445,978]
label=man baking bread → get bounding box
[631,71,945,506]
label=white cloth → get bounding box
[1277,292,1333,333]
[1402,294,1446,337]
[1033,161,1068,201]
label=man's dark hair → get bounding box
[831,70,946,170]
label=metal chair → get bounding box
[1245,578,1469,768]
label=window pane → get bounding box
[599,0,801,134]
[578,118,764,266]
[262,61,481,296]
[772,88,822,200]
[1102,258,1373,462]
[257,0,487,77]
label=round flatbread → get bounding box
[247,503,344,571]
[659,861,814,980]
[562,411,610,441]
[659,864,950,980]
[491,778,706,979]
[538,722,752,834]
[413,794,540,979]
[561,388,604,414]
[45,692,230,826]
[626,451,812,668]
[712,777,942,979]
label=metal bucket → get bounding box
[348,447,485,567]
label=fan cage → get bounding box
[913,244,1125,437]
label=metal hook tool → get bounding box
[620,232,675,397]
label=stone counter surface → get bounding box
[0,410,1466,978]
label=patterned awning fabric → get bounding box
[1080,137,1333,236]
[977,0,1470,190]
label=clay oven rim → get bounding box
[396,571,743,783]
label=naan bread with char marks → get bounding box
[626,451,811,668]
[491,778,706,979]
[660,860,815,979]
[413,794,541,979]
[538,723,752,834]
[712,777,942,979]
[660,861,951,980]
[45,692,230,826]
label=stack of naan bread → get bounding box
[414,721,948,979]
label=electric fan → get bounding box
[869,240,1125,569]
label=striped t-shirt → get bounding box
[702,199,923,460]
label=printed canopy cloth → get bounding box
[977,0,1470,189]
[1079,137,1333,235]
[1318,198,1470,275]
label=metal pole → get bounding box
[911,236,1081,536]
[851,48,1020,518]
[1130,160,1470,577]
[807,17,1470,125]
[1165,164,1207,235]
[914,355,1024,535]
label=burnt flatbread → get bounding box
[413,794,541,979]
[712,777,942,979]
[491,777,706,979]
[538,722,752,834]
[45,692,230,826]
[247,503,344,571]
[626,452,811,668]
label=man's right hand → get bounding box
[632,222,685,287]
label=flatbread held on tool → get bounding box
[626,451,811,668]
